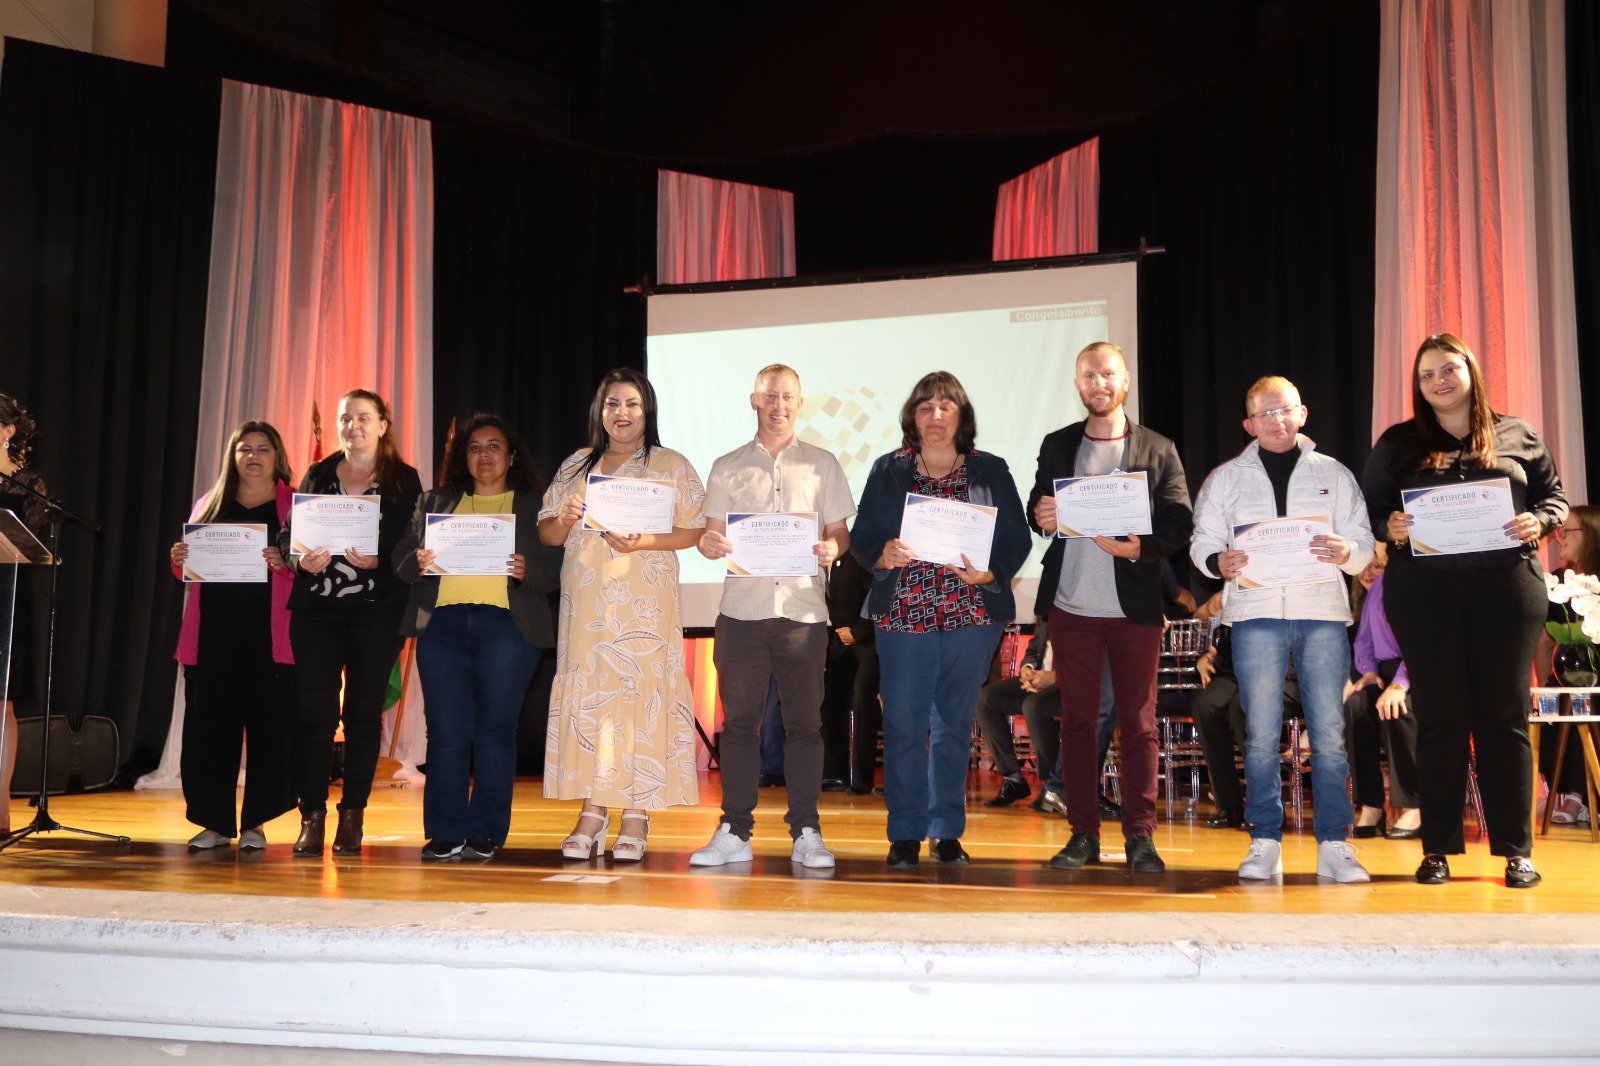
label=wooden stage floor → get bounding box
[6,771,1600,917]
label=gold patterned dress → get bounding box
[541,445,706,808]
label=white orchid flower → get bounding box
[1571,572,1600,596]
[1585,613,1600,644]
[1573,594,1600,619]
[1549,581,1576,605]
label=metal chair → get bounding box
[1155,619,1210,818]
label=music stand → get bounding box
[1,505,130,851]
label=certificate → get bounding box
[1403,478,1518,556]
[182,522,269,583]
[290,493,381,556]
[424,512,516,576]
[898,493,997,572]
[1232,515,1338,590]
[581,473,675,534]
[1053,472,1152,538]
[724,511,819,578]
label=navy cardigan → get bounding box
[848,448,1032,625]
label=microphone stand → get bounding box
[0,468,129,851]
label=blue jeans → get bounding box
[876,625,1002,842]
[416,604,542,845]
[1233,618,1352,843]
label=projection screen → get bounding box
[648,259,1139,628]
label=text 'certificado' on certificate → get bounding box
[581,472,676,535]
[898,493,997,573]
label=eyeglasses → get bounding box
[1249,405,1301,423]
[1560,526,1583,536]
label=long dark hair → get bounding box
[197,421,293,524]
[577,367,661,477]
[339,389,410,499]
[898,371,977,453]
[0,392,39,469]
[1409,333,1497,472]
[440,412,545,495]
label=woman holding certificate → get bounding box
[1363,333,1567,888]
[168,421,297,850]
[539,368,706,861]
[1,393,48,837]
[849,371,1031,868]
[395,414,562,861]
[283,389,423,857]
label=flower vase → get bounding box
[1552,643,1599,688]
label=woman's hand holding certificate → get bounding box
[290,493,381,556]
[897,493,997,573]
[1401,478,1518,555]
[182,523,270,583]
[581,473,675,535]
[1230,515,1338,589]
[424,512,517,576]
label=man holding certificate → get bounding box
[1028,342,1191,874]
[691,365,855,870]
[1190,376,1374,883]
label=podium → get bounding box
[2,505,130,851]
[1,508,50,717]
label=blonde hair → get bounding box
[1244,376,1299,415]
[753,364,800,391]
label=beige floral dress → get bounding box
[541,445,706,808]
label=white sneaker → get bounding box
[790,827,835,869]
[238,826,266,851]
[1238,838,1283,879]
[187,829,230,851]
[1317,840,1371,884]
[689,823,754,866]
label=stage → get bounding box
[3,775,1600,1063]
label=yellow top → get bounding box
[435,490,515,610]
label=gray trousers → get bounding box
[712,615,829,838]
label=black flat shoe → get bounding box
[1125,835,1165,873]
[759,774,786,788]
[932,838,970,864]
[1387,825,1422,840]
[983,776,1032,808]
[820,778,849,792]
[886,839,921,869]
[1098,794,1122,819]
[1415,854,1450,884]
[1048,832,1100,869]
[1505,856,1541,888]
[1206,806,1244,829]
[1352,824,1383,839]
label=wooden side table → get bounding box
[1529,687,1600,842]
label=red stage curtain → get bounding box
[656,169,795,284]
[1375,0,1585,501]
[992,138,1099,260]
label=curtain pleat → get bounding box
[656,169,795,284]
[1375,0,1585,501]
[993,138,1100,260]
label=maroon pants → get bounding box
[1049,609,1161,840]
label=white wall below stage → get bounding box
[2,885,1598,1064]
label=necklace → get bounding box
[918,452,961,479]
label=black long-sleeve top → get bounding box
[1361,414,1567,572]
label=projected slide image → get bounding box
[649,262,1138,625]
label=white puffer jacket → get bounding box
[1190,436,1374,624]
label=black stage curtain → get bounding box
[0,40,220,781]
[430,122,655,771]
[1569,0,1599,504]
[1100,5,1380,498]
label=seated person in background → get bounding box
[1343,544,1422,839]
[977,618,1115,810]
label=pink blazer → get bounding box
[173,481,295,666]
